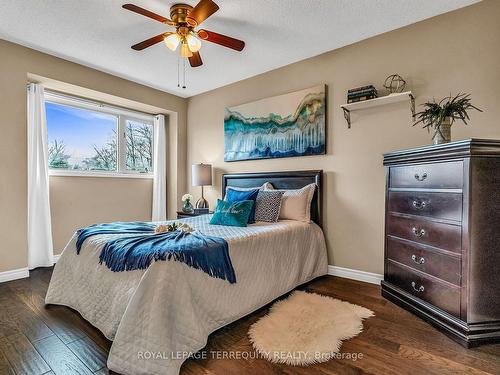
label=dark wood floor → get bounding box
[0,268,499,375]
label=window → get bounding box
[125,119,153,173]
[45,92,155,177]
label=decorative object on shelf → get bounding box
[383,74,407,94]
[192,163,212,208]
[347,85,378,103]
[181,193,194,213]
[194,208,209,215]
[413,93,482,145]
[224,85,326,161]
[341,91,415,128]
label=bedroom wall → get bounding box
[0,39,187,272]
[186,0,500,275]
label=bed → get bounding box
[45,170,328,375]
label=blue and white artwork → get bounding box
[224,85,326,162]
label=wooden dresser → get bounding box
[382,139,500,347]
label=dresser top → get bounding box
[383,138,500,165]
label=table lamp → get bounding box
[192,163,212,209]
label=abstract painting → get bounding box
[224,85,326,162]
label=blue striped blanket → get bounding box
[76,222,236,283]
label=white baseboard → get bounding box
[0,253,61,284]
[0,267,29,283]
[328,265,383,285]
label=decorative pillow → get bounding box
[265,183,316,222]
[224,188,259,224]
[254,190,284,222]
[210,199,254,227]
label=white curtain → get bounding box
[27,83,54,269]
[152,114,167,221]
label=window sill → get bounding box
[48,170,154,179]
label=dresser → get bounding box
[382,139,500,347]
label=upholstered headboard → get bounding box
[221,170,322,226]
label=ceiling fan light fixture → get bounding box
[186,33,202,52]
[124,0,246,70]
[164,33,180,51]
[180,42,193,57]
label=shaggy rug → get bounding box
[248,291,374,366]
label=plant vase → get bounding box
[182,200,194,213]
[433,117,452,145]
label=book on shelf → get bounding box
[348,85,376,94]
[348,87,378,96]
[347,94,377,103]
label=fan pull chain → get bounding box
[177,56,180,88]
[176,56,187,89]
[182,58,187,89]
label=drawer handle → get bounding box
[412,200,427,210]
[411,254,425,264]
[411,227,426,238]
[411,281,425,293]
[414,172,428,182]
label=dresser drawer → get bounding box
[386,261,461,317]
[386,237,461,285]
[388,191,463,221]
[387,214,461,253]
[389,161,463,189]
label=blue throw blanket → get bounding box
[76,222,236,284]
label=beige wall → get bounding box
[0,39,187,272]
[187,0,500,275]
[49,177,153,252]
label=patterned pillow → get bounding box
[254,190,284,222]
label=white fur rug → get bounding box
[248,291,374,366]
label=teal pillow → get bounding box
[225,188,259,223]
[210,199,254,227]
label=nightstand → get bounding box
[176,211,213,219]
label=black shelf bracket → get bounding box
[342,107,351,128]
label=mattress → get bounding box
[45,214,328,375]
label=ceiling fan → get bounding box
[123,0,245,68]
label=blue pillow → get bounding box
[210,199,254,227]
[224,188,259,224]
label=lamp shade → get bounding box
[192,163,212,186]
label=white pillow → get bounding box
[266,183,316,222]
[225,182,273,193]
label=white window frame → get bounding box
[45,91,155,179]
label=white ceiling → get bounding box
[0,0,479,97]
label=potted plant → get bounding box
[181,193,194,213]
[413,93,482,145]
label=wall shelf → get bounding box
[341,91,415,128]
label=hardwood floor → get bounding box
[0,268,499,375]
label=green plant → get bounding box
[413,93,482,132]
[167,222,179,232]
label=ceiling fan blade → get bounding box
[186,0,219,27]
[197,29,245,51]
[122,4,174,25]
[189,51,203,67]
[131,33,171,51]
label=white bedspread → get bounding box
[45,215,328,375]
